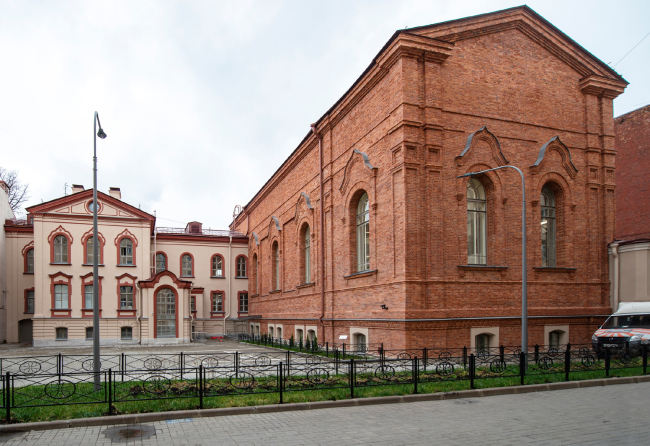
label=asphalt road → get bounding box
[0,381,647,445]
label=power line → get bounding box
[613,31,650,68]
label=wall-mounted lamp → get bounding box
[380,304,388,310]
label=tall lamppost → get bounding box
[93,112,106,390]
[457,166,527,354]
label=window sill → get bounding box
[457,265,509,271]
[269,289,282,295]
[297,282,315,289]
[23,272,34,275]
[117,264,137,267]
[56,339,68,341]
[250,294,260,298]
[344,270,378,280]
[235,276,248,279]
[50,263,71,266]
[82,263,105,267]
[117,309,136,318]
[23,312,34,315]
[210,312,225,318]
[533,267,577,273]
[180,275,195,278]
[210,276,226,279]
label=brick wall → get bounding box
[232,7,627,350]
[614,104,650,240]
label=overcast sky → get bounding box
[1,0,648,227]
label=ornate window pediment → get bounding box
[455,127,508,167]
[530,136,578,178]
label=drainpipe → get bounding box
[611,243,620,311]
[225,236,232,336]
[136,283,142,345]
[189,283,193,343]
[311,124,325,333]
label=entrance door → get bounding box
[19,319,33,343]
[156,289,176,338]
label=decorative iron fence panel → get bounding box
[113,368,199,404]
[11,371,107,409]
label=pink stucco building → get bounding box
[3,185,248,346]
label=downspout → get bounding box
[611,243,620,312]
[311,124,325,331]
[189,283,193,342]
[136,283,142,345]
[225,236,232,336]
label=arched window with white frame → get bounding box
[467,178,487,265]
[541,186,556,267]
[54,235,69,263]
[356,192,370,272]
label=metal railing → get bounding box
[1,343,647,423]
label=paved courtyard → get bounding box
[0,381,647,445]
[0,338,269,358]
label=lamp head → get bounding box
[97,128,107,139]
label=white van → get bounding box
[592,302,650,354]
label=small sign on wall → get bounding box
[339,335,348,340]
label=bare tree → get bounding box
[0,167,30,217]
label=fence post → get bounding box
[121,353,125,382]
[643,345,648,375]
[235,351,239,378]
[564,344,571,381]
[199,365,203,409]
[108,369,113,416]
[58,353,62,376]
[279,362,283,404]
[5,372,10,423]
[326,342,329,358]
[335,349,339,376]
[605,348,611,378]
[349,358,354,399]
[423,348,428,373]
[413,357,418,394]
[463,346,468,369]
[500,345,505,363]
[534,344,539,363]
[469,354,475,389]
[519,352,525,386]
[343,343,346,358]
[180,352,184,380]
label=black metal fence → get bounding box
[1,343,648,423]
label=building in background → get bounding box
[0,181,17,343]
[610,104,650,308]
[231,6,627,350]
[4,185,248,346]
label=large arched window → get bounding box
[272,241,280,290]
[251,253,258,294]
[541,186,556,267]
[302,224,311,283]
[54,235,69,263]
[212,255,224,277]
[119,238,133,265]
[356,192,370,272]
[86,238,95,264]
[155,253,167,273]
[181,254,193,277]
[467,178,487,265]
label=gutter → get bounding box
[611,243,620,311]
[311,124,326,330]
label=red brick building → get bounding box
[614,104,650,240]
[231,6,627,350]
[608,104,650,307]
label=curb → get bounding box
[1,374,649,433]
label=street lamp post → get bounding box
[457,166,527,354]
[93,112,107,390]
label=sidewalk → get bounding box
[0,378,648,445]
